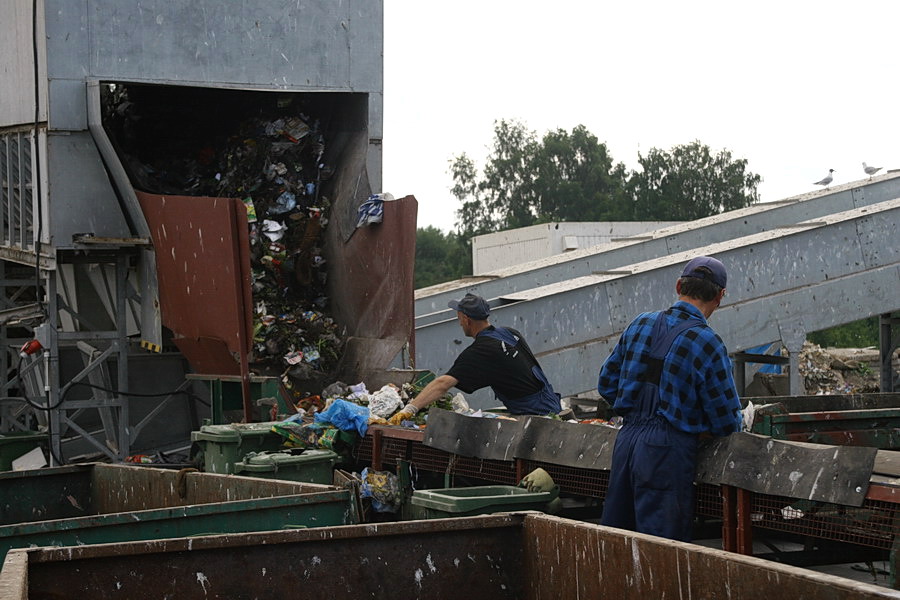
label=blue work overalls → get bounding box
[477,327,562,415]
[600,312,701,542]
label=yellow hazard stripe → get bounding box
[141,340,161,353]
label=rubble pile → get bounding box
[102,85,345,397]
[799,342,882,394]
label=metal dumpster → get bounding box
[0,432,47,471]
[0,463,358,564]
[2,512,898,599]
[749,392,900,449]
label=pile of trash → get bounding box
[799,342,882,395]
[101,85,348,396]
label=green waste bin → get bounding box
[409,485,556,519]
[0,431,47,471]
[234,449,338,484]
[190,422,286,474]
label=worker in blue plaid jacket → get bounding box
[597,256,743,542]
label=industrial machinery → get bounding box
[0,0,414,464]
[415,180,900,407]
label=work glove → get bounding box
[388,403,419,426]
[519,467,555,493]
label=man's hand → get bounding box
[388,403,419,426]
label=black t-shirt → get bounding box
[446,326,543,399]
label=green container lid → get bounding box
[234,449,338,484]
[238,449,337,470]
[190,422,286,474]
[190,422,280,443]
[410,485,554,514]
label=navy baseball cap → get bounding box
[448,293,490,320]
[681,256,727,289]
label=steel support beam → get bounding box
[417,173,900,322]
[414,199,900,407]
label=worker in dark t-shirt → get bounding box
[388,293,562,424]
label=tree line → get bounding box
[413,120,881,349]
[416,119,761,289]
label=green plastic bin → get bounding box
[190,422,285,474]
[409,485,556,519]
[234,449,338,484]
[0,431,48,471]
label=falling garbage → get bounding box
[101,84,347,401]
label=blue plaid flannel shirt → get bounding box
[597,301,742,436]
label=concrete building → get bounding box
[471,221,682,274]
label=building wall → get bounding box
[0,0,385,251]
[472,221,683,275]
[0,0,47,128]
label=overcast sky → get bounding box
[381,1,900,232]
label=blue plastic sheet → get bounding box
[314,398,369,437]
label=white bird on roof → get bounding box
[813,169,834,187]
[863,162,882,178]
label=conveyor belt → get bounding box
[416,172,900,321]
[413,197,900,406]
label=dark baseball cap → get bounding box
[681,256,727,289]
[448,293,490,320]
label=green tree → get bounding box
[451,120,540,239]
[533,125,630,222]
[450,120,628,238]
[808,317,880,348]
[439,123,762,288]
[628,140,762,220]
[414,226,470,289]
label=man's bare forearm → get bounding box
[408,375,458,412]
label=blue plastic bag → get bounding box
[314,398,369,437]
[355,193,386,228]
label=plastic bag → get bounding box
[271,418,327,448]
[347,382,369,402]
[314,398,370,437]
[355,193,394,228]
[741,401,756,432]
[359,467,400,513]
[451,393,470,413]
[368,384,403,419]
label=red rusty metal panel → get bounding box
[325,194,418,376]
[523,513,900,599]
[136,191,252,376]
[171,337,239,376]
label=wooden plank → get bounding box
[0,550,28,600]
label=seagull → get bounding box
[863,162,882,178]
[813,169,834,187]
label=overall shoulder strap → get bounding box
[478,326,539,365]
[643,311,703,384]
[650,313,703,359]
